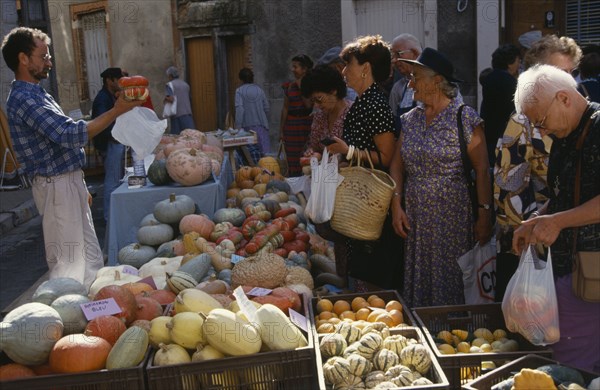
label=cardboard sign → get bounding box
[81,298,122,321]
[289,308,308,333]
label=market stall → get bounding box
[105,154,233,265]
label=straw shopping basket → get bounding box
[331,150,396,240]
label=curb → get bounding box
[0,199,39,235]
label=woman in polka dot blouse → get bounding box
[324,35,401,291]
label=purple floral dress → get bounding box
[400,97,483,307]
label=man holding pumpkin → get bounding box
[2,27,142,289]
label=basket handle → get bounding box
[349,148,375,169]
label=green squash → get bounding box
[147,159,173,185]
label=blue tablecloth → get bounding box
[105,155,233,265]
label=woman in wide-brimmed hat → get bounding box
[389,47,493,307]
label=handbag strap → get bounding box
[571,113,595,255]
[456,104,474,185]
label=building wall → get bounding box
[436,0,478,107]
[0,0,19,113]
[46,0,174,115]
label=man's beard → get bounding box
[31,67,50,81]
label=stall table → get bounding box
[105,155,233,265]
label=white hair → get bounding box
[514,64,578,115]
[392,33,422,53]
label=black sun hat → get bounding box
[398,47,463,82]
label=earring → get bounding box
[361,72,367,79]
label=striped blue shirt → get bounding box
[6,80,88,177]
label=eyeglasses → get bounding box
[531,95,557,131]
[32,53,52,62]
[392,50,410,59]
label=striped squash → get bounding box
[382,334,413,355]
[335,321,361,344]
[412,377,434,386]
[335,374,365,389]
[320,333,347,359]
[322,356,352,386]
[356,332,383,359]
[166,271,198,294]
[386,364,415,386]
[360,322,390,339]
[364,370,387,388]
[373,348,399,372]
[343,341,361,358]
[347,353,372,378]
[400,344,432,374]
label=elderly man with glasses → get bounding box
[512,63,600,372]
[388,33,422,135]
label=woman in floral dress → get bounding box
[389,48,492,307]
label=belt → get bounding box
[33,169,84,183]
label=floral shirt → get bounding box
[494,113,553,253]
[307,100,352,153]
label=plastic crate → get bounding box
[314,326,450,389]
[0,350,148,390]
[310,290,416,328]
[412,303,553,388]
[145,295,317,390]
[462,354,600,389]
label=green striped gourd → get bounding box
[106,326,149,369]
[373,348,399,372]
[399,344,432,374]
[364,370,387,388]
[347,353,371,377]
[166,271,198,294]
[355,332,383,359]
[335,321,361,344]
[382,334,412,355]
[320,333,347,359]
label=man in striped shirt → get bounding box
[2,27,142,289]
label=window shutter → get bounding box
[566,0,600,45]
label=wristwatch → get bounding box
[478,203,491,210]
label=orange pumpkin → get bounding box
[226,187,241,198]
[30,363,54,376]
[139,289,176,306]
[258,156,281,174]
[134,296,164,321]
[49,334,112,373]
[250,166,263,178]
[179,214,215,239]
[235,166,253,182]
[238,179,256,189]
[0,363,36,381]
[254,172,272,184]
[84,315,127,346]
[122,282,154,296]
[93,285,138,325]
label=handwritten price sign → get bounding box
[81,298,122,321]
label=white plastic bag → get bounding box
[305,149,342,224]
[112,107,167,159]
[457,240,496,304]
[502,245,560,346]
[162,81,177,118]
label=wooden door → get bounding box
[504,0,565,46]
[225,36,245,125]
[186,38,217,131]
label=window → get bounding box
[566,0,600,45]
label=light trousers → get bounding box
[32,169,103,290]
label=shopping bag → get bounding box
[112,107,167,159]
[502,245,560,346]
[162,81,177,118]
[304,148,342,224]
[456,240,496,304]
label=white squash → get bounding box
[148,316,172,348]
[0,302,64,365]
[202,308,262,356]
[167,312,205,349]
[88,270,141,297]
[253,303,308,351]
[173,288,223,314]
[138,256,183,279]
[153,343,191,366]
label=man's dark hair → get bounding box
[579,52,600,79]
[2,27,50,72]
[239,67,254,83]
[491,44,520,70]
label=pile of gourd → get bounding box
[0,276,171,381]
[148,129,224,186]
[319,321,435,389]
[434,328,520,355]
[146,286,308,370]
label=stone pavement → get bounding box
[0,184,38,235]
